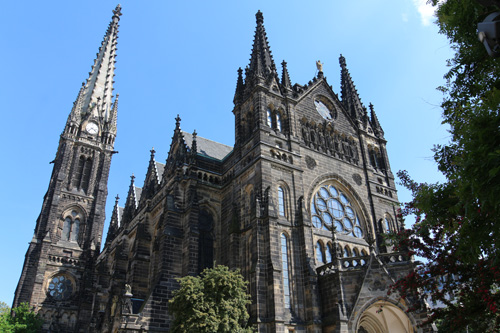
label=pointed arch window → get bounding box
[266,108,284,133]
[73,155,92,193]
[267,109,273,128]
[325,243,333,263]
[278,186,286,217]
[276,112,282,132]
[343,246,351,258]
[62,210,81,242]
[383,216,392,233]
[281,233,291,309]
[198,209,214,273]
[316,241,324,264]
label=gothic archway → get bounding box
[356,301,415,333]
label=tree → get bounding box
[169,265,252,333]
[0,302,43,333]
[388,0,500,331]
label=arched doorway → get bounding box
[357,301,415,333]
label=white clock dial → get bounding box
[86,122,98,135]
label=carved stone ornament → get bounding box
[352,173,362,186]
[305,155,317,170]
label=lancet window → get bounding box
[281,233,291,309]
[62,210,82,242]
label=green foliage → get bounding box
[169,265,252,333]
[388,0,500,331]
[0,302,43,333]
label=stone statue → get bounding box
[111,296,119,317]
[124,284,132,297]
[316,60,323,72]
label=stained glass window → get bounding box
[310,184,364,238]
[278,187,285,217]
[48,274,74,300]
[281,233,291,308]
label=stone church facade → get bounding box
[14,5,432,333]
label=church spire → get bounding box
[71,4,121,130]
[244,10,278,92]
[339,54,365,122]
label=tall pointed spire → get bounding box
[339,55,365,122]
[72,4,122,128]
[244,10,278,92]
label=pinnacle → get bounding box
[256,10,264,24]
[243,11,277,94]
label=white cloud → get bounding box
[412,0,438,26]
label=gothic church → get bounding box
[14,5,431,332]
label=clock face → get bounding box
[86,122,98,135]
[314,100,333,120]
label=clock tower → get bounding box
[13,5,121,331]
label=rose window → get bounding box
[311,185,363,238]
[48,274,74,300]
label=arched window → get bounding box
[383,216,392,233]
[73,156,92,193]
[62,210,81,242]
[281,233,291,309]
[343,246,351,258]
[361,249,368,266]
[310,184,364,238]
[198,209,214,273]
[276,112,282,132]
[267,109,273,128]
[352,248,360,267]
[325,243,333,263]
[278,187,286,217]
[316,241,324,264]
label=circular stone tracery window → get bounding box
[48,274,74,300]
[311,185,364,238]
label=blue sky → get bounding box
[0,1,452,305]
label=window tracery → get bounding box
[62,210,82,242]
[310,184,364,238]
[266,107,284,133]
[47,273,74,300]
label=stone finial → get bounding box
[256,10,264,24]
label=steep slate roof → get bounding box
[182,131,233,161]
